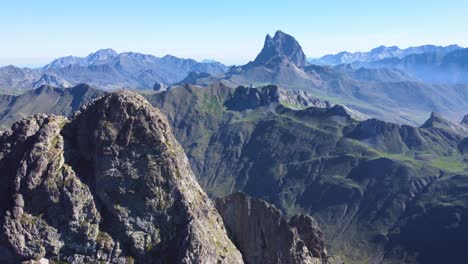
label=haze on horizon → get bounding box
[1,0,467,67]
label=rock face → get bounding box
[421,111,468,136]
[0,92,243,263]
[461,114,468,126]
[224,85,331,111]
[252,30,309,68]
[289,215,328,260]
[215,192,335,264]
[153,81,168,91]
[31,73,71,89]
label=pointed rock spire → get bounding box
[461,114,468,126]
[252,30,309,68]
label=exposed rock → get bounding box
[224,85,331,111]
[279,88,331,109]
[459,137,468,154]
[421,112,468,137]
[215,192,330,264]
[251,30,309,68]
[327,104,367,121]
[289,214,327,259]
[177,72,212,85]
[31,73,70,89]
[461,114,468,126]
[153,81,168,91]
[0,91,243,263]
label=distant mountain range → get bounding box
[310,44,468,84]
[0,30,467,125]
[185,31,468,125]
[309,44,462,65]
[0,49,228,90]
[354,48,468,84]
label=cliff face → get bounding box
[0,92,243,263]
[215,192,341,264]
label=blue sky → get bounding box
[1,0,467,67]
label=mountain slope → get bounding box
[0,65,42,91]
[0,84,104,130]
[144,84,468,264]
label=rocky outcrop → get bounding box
[461,114,468,126]
[177,72,212,86]
[459,137,468,154]
[153,82,168,91]
[215,192,337,264]
[421,112,468,136]
[289,214,327,260]
[31,73,71,89]
[251,30,309,68]
[224,85,331,111]
[0,91,243,263]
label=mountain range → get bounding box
[186,31,468,125]
[310,44,463,65]
[311,44,468,84]
[0,30,467,263]
[0,49,228,91]
[1,30,468,125]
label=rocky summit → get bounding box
[251,30,309,68]
[0,91,243,263]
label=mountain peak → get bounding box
[252,30,308,68]
[421,111,468,135]
[88,48,118,57]
[461,114,468,126]
[421,111,448,127]
[85,48,118,64]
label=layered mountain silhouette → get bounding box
[193,31,468,125]
[0,50,228,90]
[1,30,467,125]
[310,44,462,65]
[357,48,468,84]
[311,43,468,84]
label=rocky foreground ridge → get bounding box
[215,193,342,264]
[0,91,333,263]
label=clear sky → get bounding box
[1,0,467,67]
